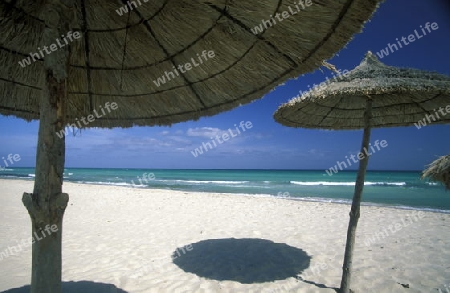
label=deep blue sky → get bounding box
[1,0,449,170]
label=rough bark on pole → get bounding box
[22,1,73,292]
[339,97,373,293]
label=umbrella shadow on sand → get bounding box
[173,238,314,284]
[0,281,128,293]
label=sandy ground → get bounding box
[0,179,449,293]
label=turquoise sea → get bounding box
[1,168,449,213]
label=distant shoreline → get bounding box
[1,167,425,172]
[3,178,448,215]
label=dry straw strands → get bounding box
[1,0,382,128]
[422,155,450,190]
[274,52,450,130]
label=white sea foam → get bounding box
[76,181,136,187]
[171,180,250,185]
[290,181,406,186]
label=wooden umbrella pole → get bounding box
[22,1,73,292]
[339,97,373,293]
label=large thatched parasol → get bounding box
[274,51,450,293]
[0,0,385,127]
[422,155,450,190]
[0,1,384,292]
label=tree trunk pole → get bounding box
[22,1,73,292]
[339,97,373,293]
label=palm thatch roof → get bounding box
[0,0,383,128]
[274,52,450,129]
[422,155,450,190]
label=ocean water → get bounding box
[1,168,449,212]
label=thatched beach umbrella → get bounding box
[422,155,450,190]
[0,1,382,292]
[274,51,450,293]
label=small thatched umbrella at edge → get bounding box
[274,51,450,293]
[422,155,450,190]
[0,1,384,292]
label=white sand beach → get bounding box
[0,179,449,293]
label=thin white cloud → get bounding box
[308,148,327,157]
[186,127,226,138]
